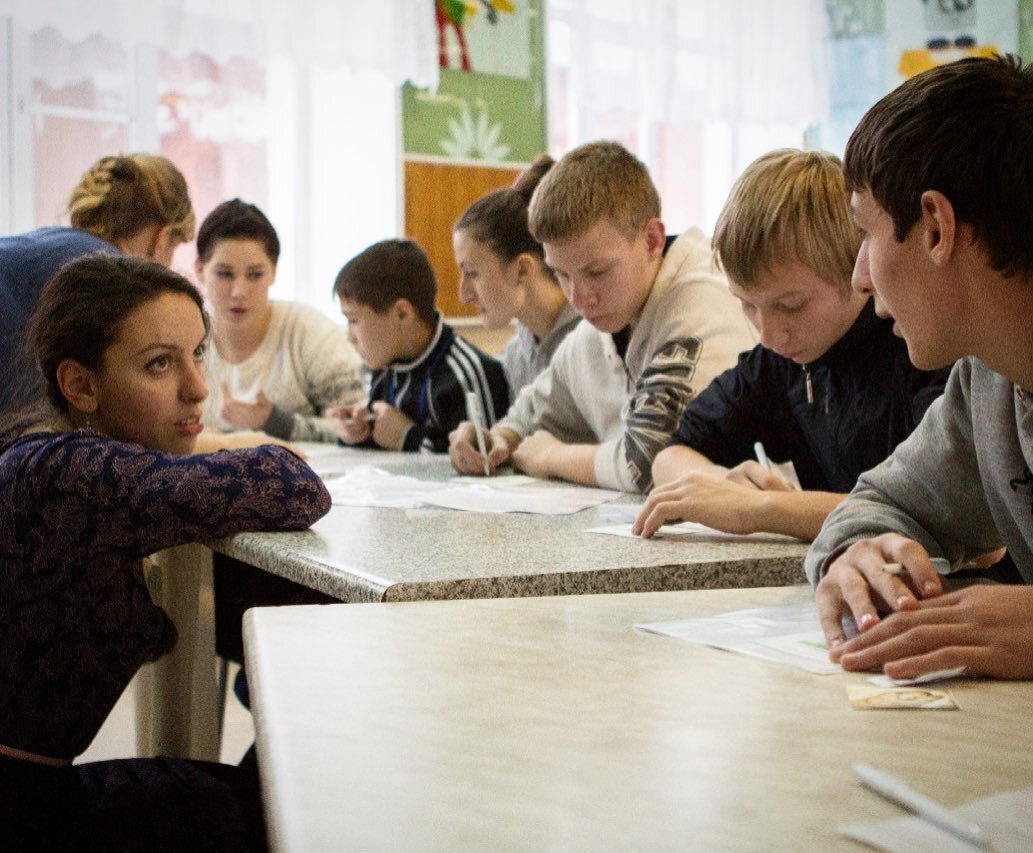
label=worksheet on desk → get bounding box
[587,518,801,543]
[430,481,620,514]
[320,465,621,515]
[636,602,840,674]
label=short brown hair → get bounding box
[196,199,280,265]
[528,141,661,243]
[844,54,1033,278]
[68,153,195,245]
[713,149,860,290]
[333,239,437,326]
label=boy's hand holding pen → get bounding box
[464,392,491,476]
[725,441,795,492]
[448,413,516,477]
[328,404,376,445]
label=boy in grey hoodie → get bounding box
[448,141,753,493]
[806,55,1033,681]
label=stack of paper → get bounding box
[321,465,621,515]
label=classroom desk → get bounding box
[215,445,809,602]
[243,585,1033,852]
[139,446,808,761]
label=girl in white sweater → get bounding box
[196,199,366,443]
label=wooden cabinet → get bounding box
[403,157,522,318]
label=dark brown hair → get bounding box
[844,54,1033,278]
[196,199,281,265]
[27,254,208,416]
[454,154,555,265]
[333,239,437,326]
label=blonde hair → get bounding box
[713,149,860,290]
[528,141,660,243]
[67,153,195,245]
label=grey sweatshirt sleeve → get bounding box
[805,358,1005,585]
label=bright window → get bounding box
[545,0,829,235]
[2,8,414,318]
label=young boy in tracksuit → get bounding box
[331,238,509,453]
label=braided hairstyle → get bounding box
[67,153,195,245]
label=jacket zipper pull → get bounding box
[805,366,814,404]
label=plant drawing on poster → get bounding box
[440,104,510,161]
[403,0,545,165]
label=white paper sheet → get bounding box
[636,602,840,674]
[293,444,409,479]
[587,520,801,543]
[635,604,971,681]
[773,458,802,489]
[428,482,621,514]
[322,466,434,508]
[322,465,620,515]
[868,667,968,688]
[841,786,1033,852]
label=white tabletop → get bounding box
[244,586,1033,852]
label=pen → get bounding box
[464,391,491,476]
[753,441,772,473]
[853,763,992,849]
[330,407,375,425]
[883,558,953,576]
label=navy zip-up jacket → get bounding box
[365,313,509,453]
[671,299,952,492]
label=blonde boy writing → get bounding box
[634,150,951,540]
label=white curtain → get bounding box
[547,0,830,233]
[0,0,439,88]
[550,0,828,127]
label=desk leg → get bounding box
[135,544,221,761]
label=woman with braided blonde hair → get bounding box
[0,152,195,411]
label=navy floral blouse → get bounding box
[0,429,330,760]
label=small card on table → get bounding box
[846,683,958,710]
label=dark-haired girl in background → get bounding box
[195,199,366,444]
[452,154,581,400]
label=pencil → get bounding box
[853,763,991,849]
[465,392,491,477]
